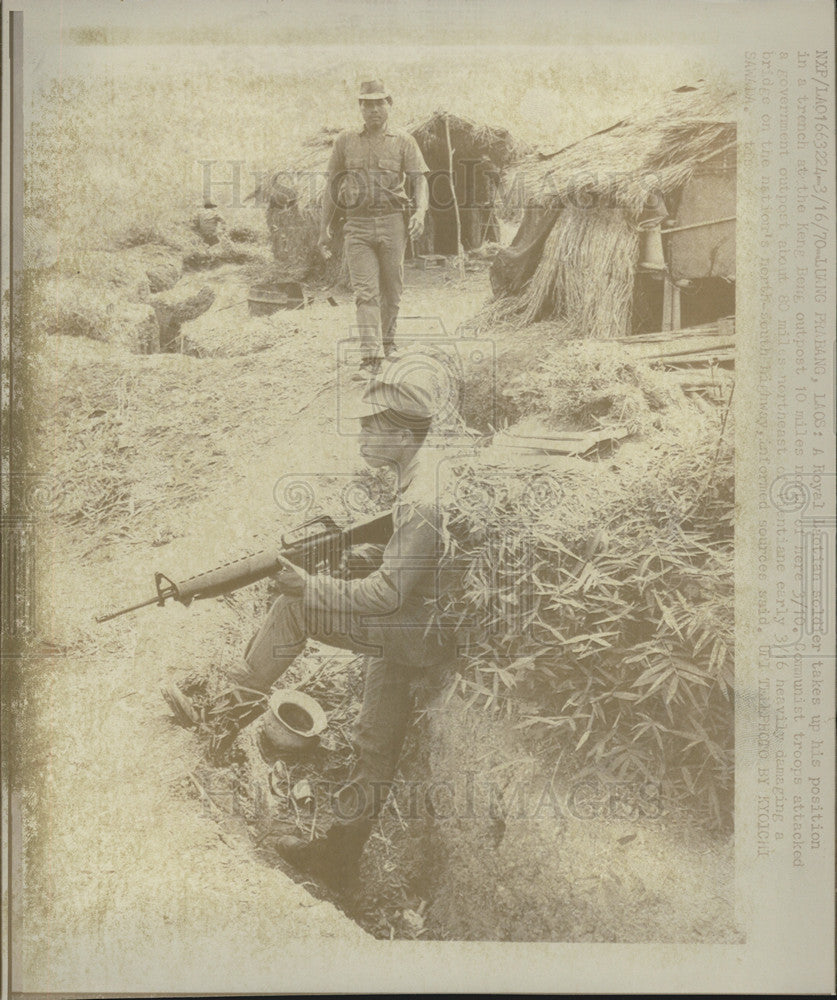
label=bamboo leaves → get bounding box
[437,379,734,828]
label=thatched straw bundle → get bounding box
[256,134,341,284]
[515,82,736,215]
[502,338,681,433]
[410,112,520,168]
[514,205,639,334]
[460,332,683,434]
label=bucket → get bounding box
[638,225,666,271]
[248,281,306,315]
[261,688,328,752]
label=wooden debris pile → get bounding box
[619,318,735,404]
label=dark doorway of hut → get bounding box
[631,272,735,335]
[419,166,500,257]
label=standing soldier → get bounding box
[320,80,429,380]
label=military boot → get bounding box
[351,357,382,383]
[160,680,201,727]
[161,680,267,757]
[275,820,372,893]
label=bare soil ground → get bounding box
[13,258,738,986]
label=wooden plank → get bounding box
[496,426,630,456]
[656,355,735,369]
[625,335,734,360]
[643,341,734,360]
[616,319,731,343]
[662,277,674,332]
[417,254,447,270]
[662,215,736,234]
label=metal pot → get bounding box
[261,688,328,753]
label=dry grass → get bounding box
[459,325,683,433]
[26,46,725,256]
[503,338,683,433]
[182,311,303,358]
[36,325,333,554]
[40,346,236,549]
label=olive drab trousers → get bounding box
[344,212,408,361]
[227,594,420,829]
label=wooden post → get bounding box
[661,275,681,332]
[444,113,466,279]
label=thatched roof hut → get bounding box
[256,112,522,281]
[489,82,737,337]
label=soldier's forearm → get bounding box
[304,570,401,621]
[320,195,335,236]
[413,174,429,215]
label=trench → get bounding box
[180,650,443,940]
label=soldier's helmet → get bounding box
[343,352,460,431]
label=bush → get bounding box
[436,393,734,828]
[504,339,682,434]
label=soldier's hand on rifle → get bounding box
[273,555,309,597]
[408,209,426,240]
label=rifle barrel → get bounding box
[95,595,162,624]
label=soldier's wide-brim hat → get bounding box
[358,78,392,102]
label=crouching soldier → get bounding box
[164,362,457,891]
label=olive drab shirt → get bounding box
[325,125,429,218]
[303,451,455,667]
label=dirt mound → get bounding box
[39,342,272,550]
[348,686,737,941]
[151,284,216,350]
[459,322,682,432]
[182,312,303,359]
[125,245,183,293]
[32,276,160,351]
[29,211,274,355]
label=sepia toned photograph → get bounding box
[1,0,833,994]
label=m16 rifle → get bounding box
[96,511,393,624]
